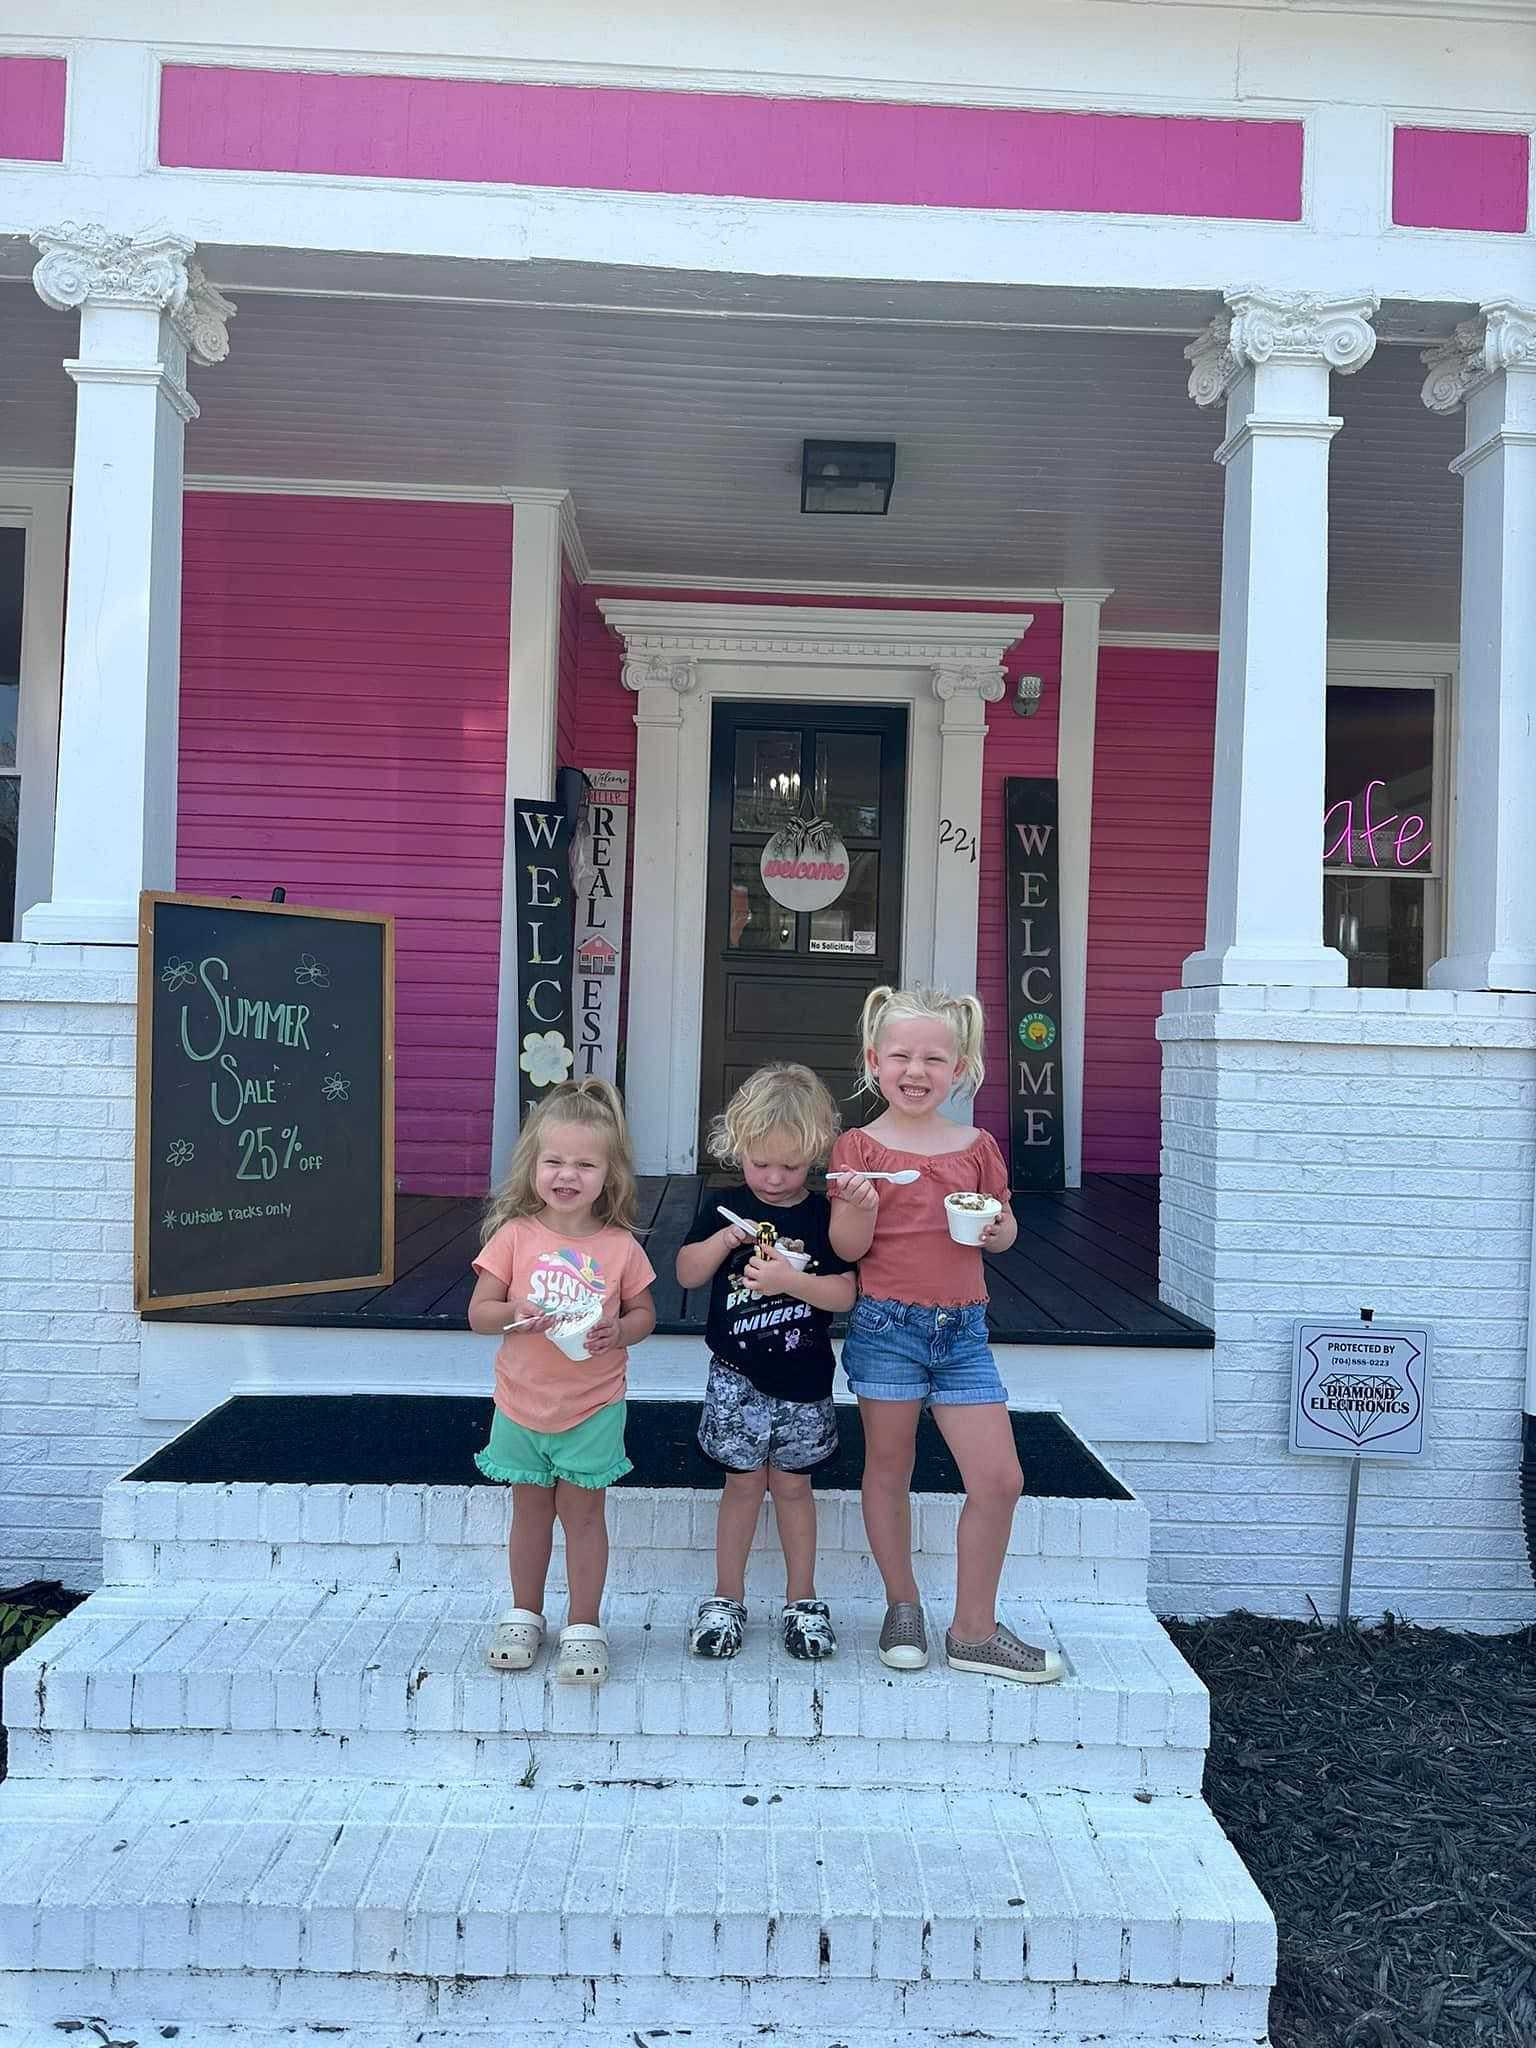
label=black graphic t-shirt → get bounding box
[682,1185,851,1402]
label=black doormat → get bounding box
[130,1393,1129,1500]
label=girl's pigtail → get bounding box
[855,984,896,1096]
[946,992,988,1094]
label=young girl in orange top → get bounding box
[828,986,1063,1686]
[469,1078,656,1687]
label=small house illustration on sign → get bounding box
[576,935,618,977]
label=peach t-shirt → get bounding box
[828,1126,1010,1307]
[474,1216,656,1434]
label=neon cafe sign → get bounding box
[1323,779,1431,871]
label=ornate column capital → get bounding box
[931,661,1007,705]
[620,651,698,696]
[1186,289,1379,406]
[1421,301,1536,413]
[31,222,235,366]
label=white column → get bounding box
[1055,587,1112,1187]
[21,226,233,946]
[1421,303,1536,992]
[490,492,569,1180]
[930,660,1004,997]
[1181,290,1377,987]
[620,652,698,1175]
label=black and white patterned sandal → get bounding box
[781,1599,837,1661]
[689,1595,747,1659]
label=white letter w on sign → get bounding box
[1013,822,1053,855]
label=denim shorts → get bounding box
[840,1296,1009,1407]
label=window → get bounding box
[1323,677,1446,989]
[0,527,23,945]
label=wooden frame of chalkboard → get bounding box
[134,892,396,1312]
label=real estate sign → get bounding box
[573,769,630,1085]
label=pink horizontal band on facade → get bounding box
[0,56,67,163]
[1392,125,1530,233]
[159,64,1304,221]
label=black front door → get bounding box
[699,699,907,1157]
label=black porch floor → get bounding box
[148,1173,1212,1349]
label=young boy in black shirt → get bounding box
[676,1065,854,1660]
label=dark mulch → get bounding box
[1169,1611,1536,2048]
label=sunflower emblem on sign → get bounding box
[1018,1012,1057,1051]
[520,1030,574,1089]
[160,956,197,993]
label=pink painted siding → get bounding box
[177,494,513,1197]
[973,615,1064,1149]
[1082,647,1216,1174]
[0,56,66,162]
[160,64,1303,221]
[1393,125,1530,232]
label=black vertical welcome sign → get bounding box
[513,801,576,1123]
[1004,778,1066,1191]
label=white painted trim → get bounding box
[599,601,1033,1172]
[137,1317,1213,1444]
[0,479,68,932]
[598,602,1037,659]
[592,570,1065,603]
[138,37,1317,124]
[1055,589,1113,1188]
[489,495,565,1183]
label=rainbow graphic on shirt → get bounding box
[529,1247,606,1318]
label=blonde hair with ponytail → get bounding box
[482,1077,639,1239]
[856,985,988,1098]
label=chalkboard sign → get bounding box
[135,893,395,1310]
[1004,778,1066,1191]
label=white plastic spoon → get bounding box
[826,1168,922,1185]
[717,1204,762,1233]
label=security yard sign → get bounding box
[1290,1320,1430,1460]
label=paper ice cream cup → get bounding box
[944,1193,1002,1245]
[772,1244,812,1272]
[545,1301,602,1359]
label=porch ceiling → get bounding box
[0,257,1465,638]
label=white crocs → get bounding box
[487,1607,545,1672]
[557,1622,609,1686]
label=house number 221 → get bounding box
[939,819,978,863]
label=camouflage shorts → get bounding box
[697,1359,838,1474]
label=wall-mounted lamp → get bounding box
[801,439,896,515]
[1012,675,1045,718]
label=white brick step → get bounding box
[100,1481,1150,1603]
[2,2026,1281,2048]
[7,1586,1208,1795]
[0,1777,1275,2036]
[0,2032,1277,2048]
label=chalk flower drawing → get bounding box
[160,956,197,992]
[321,1073,351,1104]
[520,1031,574,1088]
[294,953,331,989]
[165,1139,195,1167]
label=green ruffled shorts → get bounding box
[475,1398,631,1491]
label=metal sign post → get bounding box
[1288,1306,1432,1627]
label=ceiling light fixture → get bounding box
[800,439,896,515]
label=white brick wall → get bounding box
[0,945,166,1586]
[1105,985,1536,1632]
